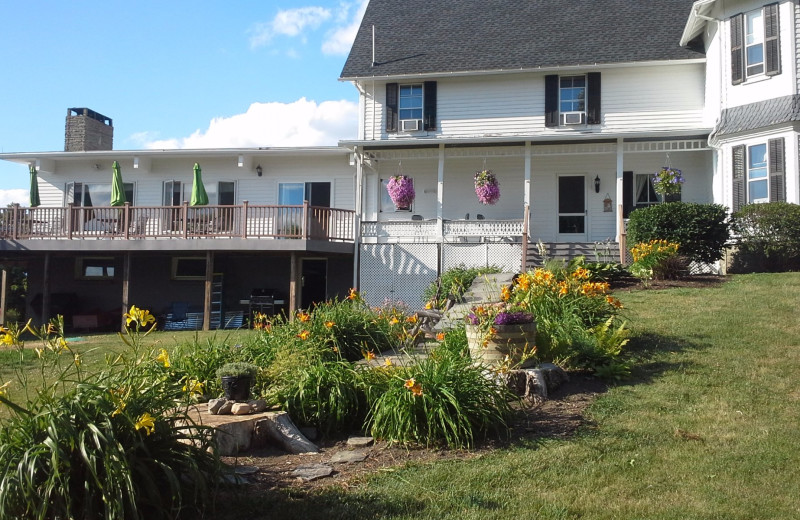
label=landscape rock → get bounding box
[292,464,333,481]
[217,401,234,415]
[234,465,260,476]
[231,403,252,415]
[330,450,369,464]
[346,436,374,447]
[207,399,226,415]
[248,399,268,413]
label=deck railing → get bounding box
[361,218,525,242]
[0,202,356,242]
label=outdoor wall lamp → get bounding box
[594,175,601,193]
[256,164,263,177]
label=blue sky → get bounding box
[0,0,366,204]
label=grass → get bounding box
[217,273,800,519]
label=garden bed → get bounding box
[220,371,607,491]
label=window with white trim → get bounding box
[398,85,423,121]
[745,9,765,77]
[559,76,585,116]
[634,174,662,208]
[747,143,768,203]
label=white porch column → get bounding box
[524,141,532,231]
[436,144,445,240]
[616,137,624,241]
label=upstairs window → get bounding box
[545,73,601,127]
[731,3,780,84]
[386,82,437,133]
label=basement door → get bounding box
[557,175,587,242]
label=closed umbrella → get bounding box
[190,163,209,206]
[110,161,126,206]
[29,164,40,207]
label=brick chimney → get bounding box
[64,108,113,151]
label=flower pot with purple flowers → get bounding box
[465,303,536,368]
[386,175,415,210]
[474,169,500,205]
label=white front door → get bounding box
[557,175,587,241]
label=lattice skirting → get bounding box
[442,243,523,272]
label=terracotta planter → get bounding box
[466,321,537,368]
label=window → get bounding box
[380,178,412,212]
[163,180,183,206]
[745,10,764,77]
[171,257,206,280]
[731,4,780,84]
[634,174,662,208]
[75,257,116,279]
[732,138,785,212]
[66,182,134,206]
[545,73,601,127]
[385,81,437,132]
[747,144,769,203]
[399,84,423,121]
[560,76,585,115]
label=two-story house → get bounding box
[0,109,357,330]
[682,0,799,210]
[340,0,716,307]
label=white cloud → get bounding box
[322,0,368,55]
[250,6,332,48]
[0,189,30,207]
[144,97,358,149]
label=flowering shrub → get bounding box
[474,169,500,205]
[652,167,684,196]
[0,311,220,520]
[629,239,683,282]
[386,174,415,208]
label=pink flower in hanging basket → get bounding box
[386,175,415,209]
[474,170,500,205]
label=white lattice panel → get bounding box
[442,243,522,273]
[359,243,438,310]
[443,219,523,237]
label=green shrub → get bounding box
[366,350,514,448]
[0,316,220,520]
[423,265,501,307]
[730,202,800,272]
[563,317,631,381]
[626,202,729,263]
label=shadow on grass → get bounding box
[213,485,428,520]
[621,331,703,386]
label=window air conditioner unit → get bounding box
[401,119,421,132]
[561,112,585,125]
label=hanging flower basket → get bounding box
[474,170,500,205]
[386,175,415,209]
[652,167,684,196]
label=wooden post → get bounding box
[302,200,309,239]
[121,253,131,332]
[241,200,249,238]
[0,269,7,325]
[182,201,189,239]
[123,202,131,240]
[42,253,51,323]
[203,251,214,331]
[11,204,19,240]
[66,203,74,239]
[289,252,299,319]
[520,203,530,273]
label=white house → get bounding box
[2,0,799,323]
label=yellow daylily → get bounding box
[155,348,170,368]
[135,412,156,436]
[125,305,156,328]
[182,378,204,396]
[0,381,10,398]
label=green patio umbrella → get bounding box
[110,161,127,206]
[190,163,209,206]
[29,164,40,207]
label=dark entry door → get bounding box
[301,258,327,308]
[558,175,586,240]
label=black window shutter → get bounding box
[622,171,633,218]
[730,13,744,85]
[768,137,786,202]
[544,75,559,127]
[385,83,398,133]
[764,3,781,76]
[732,145,746,212]
[423,81,437,131]
[587,72,601,125]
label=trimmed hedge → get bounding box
[730,202,800,273]
[626,203,729,263]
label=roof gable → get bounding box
[341,0,705,79]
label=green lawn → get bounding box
[220,273,800,519]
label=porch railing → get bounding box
[361,218,524,242]
[0,202,355,242]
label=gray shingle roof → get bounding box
[341,0,704,79]
[715,95,800,136]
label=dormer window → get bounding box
[731,3,780,84]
